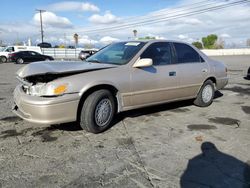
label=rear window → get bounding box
[173,43,203,63]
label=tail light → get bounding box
[8,53,16,57]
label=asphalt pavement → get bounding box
[0,55,249,187]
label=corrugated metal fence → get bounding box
[41,48,93,60]
[41,48,250,60]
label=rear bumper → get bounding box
[216,77,228,90]
[12,85,80,124]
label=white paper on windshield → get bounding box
[125,42,140,46]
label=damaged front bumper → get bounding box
[12,85,80,124]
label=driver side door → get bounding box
[130,42,180,108]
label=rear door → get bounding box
[130,42,180,107]
[28,51,43,62]
[172,42,209,98]
[21,51,32,62]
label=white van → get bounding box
[0,46,42,63]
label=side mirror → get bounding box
[133,58,153,68]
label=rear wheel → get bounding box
[194,80,215,107]
[80,89,115,133]
[16,58,24,64]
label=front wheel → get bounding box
[194,80,215,107]
[79,89,116,133]
[0,56,7,63]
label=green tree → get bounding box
[202,34,218,49]
[59,44,65,48]
[138,36,156,40]
[192,41,203,49]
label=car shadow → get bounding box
[113,99,194,124]
[49,122,82,132]
[214,90,224,99]
[243,76,250,80]
[51,99,194,132]
[50,93,224,132]
[180,142,250,188]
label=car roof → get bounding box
[116,39,192,45]
[16,50,37,53]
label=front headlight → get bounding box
[28,83,69,96]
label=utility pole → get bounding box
[36,9,46,43]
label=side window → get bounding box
[173,43,202,63]
[29,51,37,56]
[6,47,14,52]
[141,42,172,66]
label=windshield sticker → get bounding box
[125,42,140,46]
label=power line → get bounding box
[35,9,46,43]
[110,0,218,23]
[76,0,249,35]
[42,0,220,36]
[29,0,249,42]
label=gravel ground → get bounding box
[0,56,249,188]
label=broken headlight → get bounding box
[27,83,69,97]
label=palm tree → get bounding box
[133,30,137,39]
[73,33,79,48]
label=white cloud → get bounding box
[46,1,99,12]
[88,11,120,24]
[181,18,202,25]
[33,11,72,28]
[177,34,194,43]
[144,33,166,40]
[77,35,98,45]
[1,0,250,48]
[99,36,119,45]
[35,35,98,46]
[220,33,231,38]
[178,34,188,40]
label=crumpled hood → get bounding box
[17,61,118,78]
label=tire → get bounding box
[16,58,24,64]
[80,89,116,134]
[194,80,215,107]
[0,56,7,63]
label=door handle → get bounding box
[169,71,176,76]
[202,69,208,73]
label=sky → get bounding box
[0,0,250,47]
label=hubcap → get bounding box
[1,57,7,63]
[95,98,112,127]
[18,59,24,64]
[202,85,213,103]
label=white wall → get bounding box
[41,48,250,60]
[201,49,250,56]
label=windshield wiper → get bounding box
[86,59,102,64]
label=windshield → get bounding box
[0,47,7,52]
[1,46,14,52]
[86,42,146,65]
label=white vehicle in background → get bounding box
[0,46,42,63]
